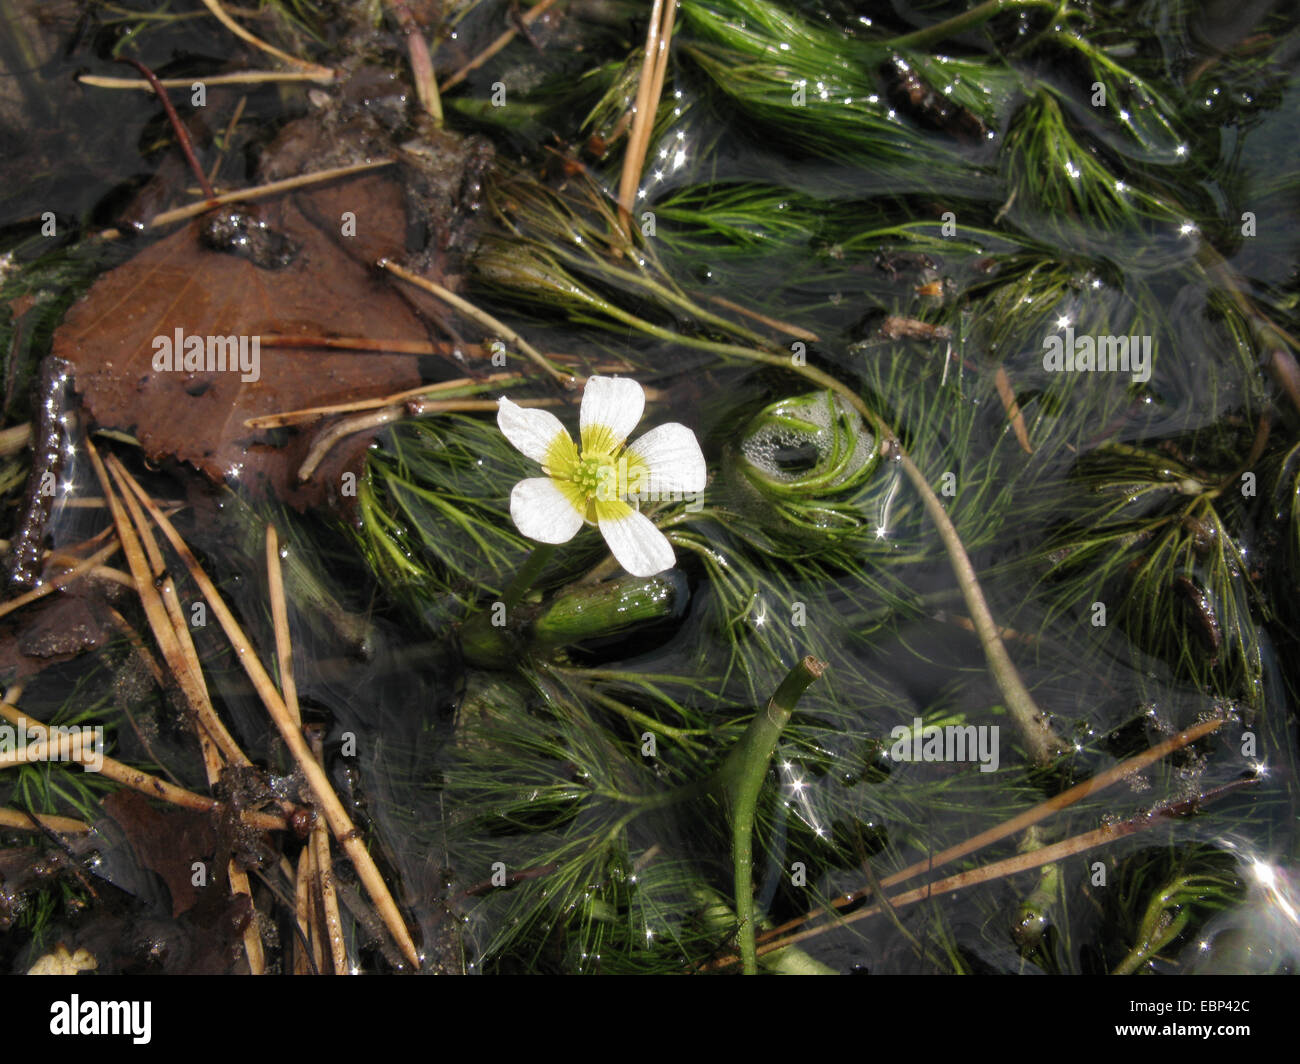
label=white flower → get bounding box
[497,376,706,577]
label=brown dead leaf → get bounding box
[53,174,429,508]
[101,789,217,917]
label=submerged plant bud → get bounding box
[460,572,685,669]
[738,390,878,498]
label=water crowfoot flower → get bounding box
[497,376,706,577]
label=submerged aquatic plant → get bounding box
[3,0,1299,979]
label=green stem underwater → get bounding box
[719,655,826,974]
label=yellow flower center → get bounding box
[543,423,651,523]
[572,454,616,497]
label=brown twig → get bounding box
[751,714,1228,954]
[107,461,266,973]
[705,295,819,343]
[96,160,394,241]
[617,0,675,230]
[386,0,443,125]
[115,58,215,200]
[294,395,563,482]
[0,808,90,833]
[439,0,565,93]
[993,365,1033,454]
[378,258,575,388]
[91,447,248,769]
[111,467,421,968]
[265,526,301,726]
[197,0,335,79]
[0,702,285,830]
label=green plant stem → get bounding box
[887,0,1063,50]
[667,337,1066,765]
[719,655,826,975]
[502,544,556,608]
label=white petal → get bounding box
[510,478,585,544]
[598,507,676,577]
[580,376,644,453]
[625,423,707,495]
[498,397,572,466]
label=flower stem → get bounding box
[886,0,1063,50]
[717,656,826,975]
[502,544,556,608]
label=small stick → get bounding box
[0,702,285,830]
[296,397,569,480]
[245,371,523,428]
[95,450,249,769]
[386,0,443,125]
[96,160,394,240]
[756,714,1227,947]
[751,779,1256,963]
[265,526,301,726]
[80,71,331,90]
[208,94,248,186]
[113,469,420,967]
[0,539,121,620]
[440,0,565,93]
[116,58,215,200]
[936,610,1037,646]
[256,334,473,358]
[291,394,566,481]
[718,656,826,975]
[197,0,336,79]
[294,845,317,975]
[378,258,575,387]
[110,466,265,973]
[0,808,90,833]
[993,365,1033,454]
[705,295,819,343]
[618,0,667,227]
[83,566,136,591]
[309,727,350,975]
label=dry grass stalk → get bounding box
[294,845,316,974]
[93,449,248,769]
[617,0,672,227]
[112,465,421,967]
[197,0,335,79]
[265,526,301,727]
[0,808,90,833]
[0,540,122,621]
[97,160,394,240]
[440,0,565,92]
[752,714,1228,954]
[385,0,443,124]
[80,71,328,90]
[706,295,819,343]
[0,701,284,830]
[305,727,349,973]
[246,371,521,429]
[993,365,1033,453]
[378,258,574,387]
[109,462,266,971]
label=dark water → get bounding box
[1,0,1299,976]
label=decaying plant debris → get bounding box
[1,0,1299,975]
